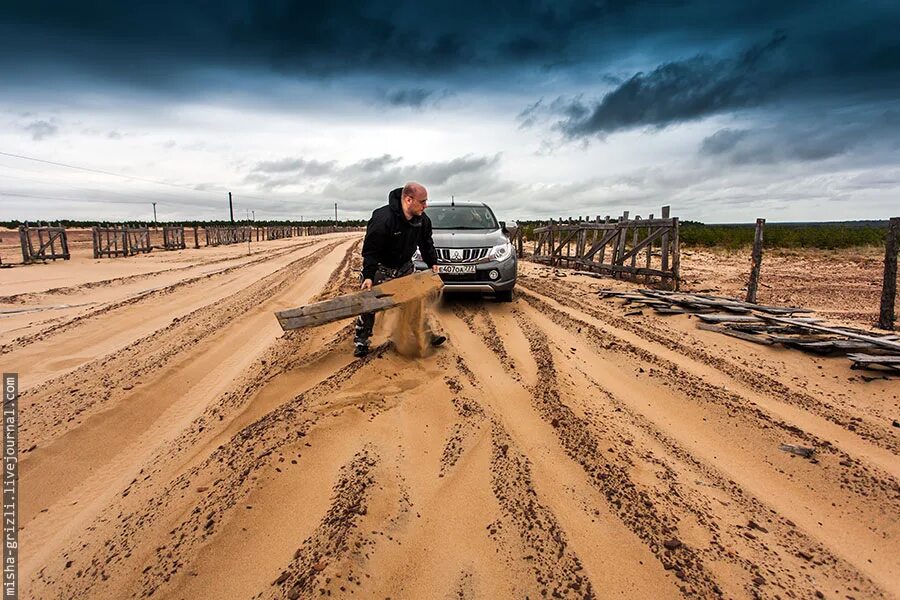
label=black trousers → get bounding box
[354,262,415,348]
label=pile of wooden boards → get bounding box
[599,289,900,372]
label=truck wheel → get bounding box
[496,289,514,302]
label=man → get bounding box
[354,181,446,357]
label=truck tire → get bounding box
[496,289,514,302]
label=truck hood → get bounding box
[431,229,507,248]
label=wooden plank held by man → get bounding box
[275,270,443,331]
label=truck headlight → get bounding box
[489,242,513,262]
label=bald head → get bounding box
[401,181,428,219]
[402,181,426,199]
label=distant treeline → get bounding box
[1,218,368,229]
[512,219,889,250]
[679,220,887,249]
[2,218,890,250]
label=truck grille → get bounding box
[436,247,490,263]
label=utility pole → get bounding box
[334,202,338,227]
[228,192,234,224]
[152,202,157,228]
[252,210,255,221]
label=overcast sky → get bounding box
[1,1,898,223]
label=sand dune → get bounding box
[8,234,897,599]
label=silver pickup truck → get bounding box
[413,201,518,301]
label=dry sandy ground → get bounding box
[679,246,893,329]
[4,234,898,599]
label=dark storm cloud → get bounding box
[699,108,900,166]
[2,1,658,81]
[384,88,435,108]
[700,126,858,163]
[6,1,893,88]
[559,32,791,137]
[553,3,900,138]
[243,152,500,193]
[378,88,453,109]
[699,129,750,155]
[23,120,59,140]
[252,157,336,175]
[2,1,899,158]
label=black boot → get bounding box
[353,343,369,358]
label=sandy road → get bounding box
[9,237,897,599]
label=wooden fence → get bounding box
[19,224,70,263]
[12,222,364,264]
[92,225,151,258]
[263,225,293,240]
[531,206,680,289]
[92,225,127,258]
[162,226,186,250]
[252,225,363,239]
[304,225,364,236]
[205,226,253,246]
[125,226,152,255]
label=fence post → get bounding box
[548,219,555,266]
[614,212,629,276]
[631,215,640,274]
[878,217,900,330]
[746,218,765,303]
[672,217,681,291]
[660,206,671,272]
[18,225,30,264]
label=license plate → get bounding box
[438,264,476,274]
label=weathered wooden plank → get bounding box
[566,262,676,279]
[793,340,876,351]
[762,316,900,352]
[878,217,900,330]
[581,228,620,262]
[639,290,813,315]
[847,353,900,364]
[746,218,765,303]
[535,218,676,231]
[848,353,900,371]
[617,226,667,264]
[278,296,395,328]
[696,322,774,344]
[654,307,687,314]
[696,314,764,324]
[660,205,670,272]
[767,335,833,344]
[275,271,443,331]
[671,217,680,291]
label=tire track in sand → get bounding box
[513,289,895,597]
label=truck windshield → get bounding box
[427,205,498,230]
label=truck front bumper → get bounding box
[414,256,517,293]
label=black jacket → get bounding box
[361,187,438,280]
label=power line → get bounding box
[0,150,274,203]
[0,169,194,205]
[0,190,150,205]
[0,150,221,196]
